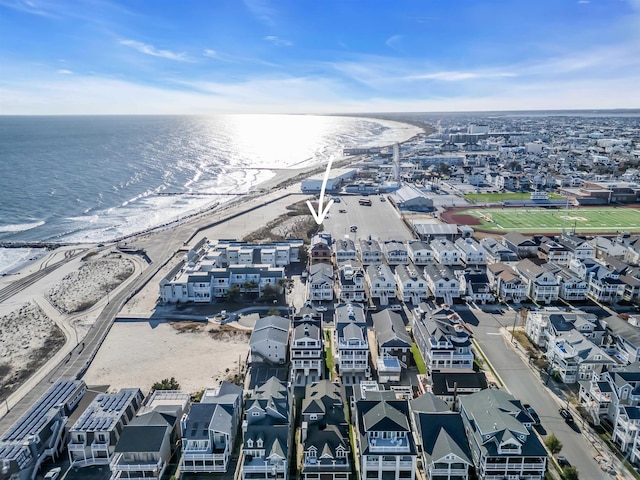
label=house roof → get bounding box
[362,401,410,432]
[115,411,175,453]
[372,310,411,348]
[413,412,472,465]
[410,393,449,413]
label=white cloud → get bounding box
[203,49,217,58]
[119,39,189,62]
[264,35,292,46]
[407,71,517,81]
[385,35,403,50]
[56,69,72,74]
[0,0,56,17]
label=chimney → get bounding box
[301,421,308,442]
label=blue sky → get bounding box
[0,0,639,114]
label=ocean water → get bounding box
[0,114,420,274]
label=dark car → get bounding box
[523,404,540,425]
[557,456,570,467]
[559,408,574,423]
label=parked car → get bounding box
[557,456,570,467]
[523,404,540,425]
[332,197,341,203]
[339,209,346,213]
[350,225,358,232]
[315,306,328,312]
[44,468,62,480]
[389,304,403,311]
[559,408,574,423]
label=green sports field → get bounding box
[463,191,564,203]
[462,207,640,233]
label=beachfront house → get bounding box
[249,315,290,365]
[333,238,358,265]
[0,380,86,480]
[180,382,243,474]
[109,390,190,480]
[68,388,144,468]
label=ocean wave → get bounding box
[0,221,45,233]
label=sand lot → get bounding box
[83,321,249,394]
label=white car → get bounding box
[316,306,328,312]
[44,468,62,480]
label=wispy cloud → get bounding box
[385,35,404,50]
[407,71,517,81]
[119,39,189,62]
[0,0,56,17]
[56,69,72,74]
[264,35,292,46]
[244,0,276,27]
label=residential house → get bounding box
[358,239,383,266]
[459,390,547,480]
[110,390,190,480]
[525,308,606,349]
[502,232,541,258]
[479,238,518,264]
[590,235,629,260]
[407,241,435,265]
[300,381,350,480]
[394,263,429,304]
[291,314,324,386]
[430,239,461,266]
[558,234,596,261]
[337,261,366,303]
[515,259,560,304]
[429,371,488,408]
[353,389,417,480]
[242,377,292,480]
[366,264,397,306]
[413,304,474,372]
[601,255,640,302]
[0,381,86,480]
[602,314,640,364]
[333,238,357,265]
[585,261,626,303]
[423,264,461,304]
[68,388,144,468]
[625,236,640,266]
[487,263,527,303]
[371,310,411,364]
[460,270,495,304]
[308,263,334,302]
[249,315,290,365]
[411,394,473,480]
[180,382,243,473]
[612,406,640,455]
[335,303,370,385]
[383,241,409,266]
[310,234,332,265]
[538,239,571,266]
[455,238,487,267]
[543,263,588,302]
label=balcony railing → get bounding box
[365,459,414,469]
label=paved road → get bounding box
[458,304,616,480]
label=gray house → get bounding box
[300,381,350,480]
[249,315,290,365]
[180,382,243,473]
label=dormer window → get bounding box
[247,439,254,448]
[256,438,263,448]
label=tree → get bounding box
[226,284,241,303]
[152,377,180,391]
[562,465,579,480]
[261,284,278,301]
[544,434,563,454]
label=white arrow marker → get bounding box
[307,157,335,225]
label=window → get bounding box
[247,439,254,448]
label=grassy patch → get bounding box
[463,206,640,233]
[324,329,335,380]
[411,342,427,374]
